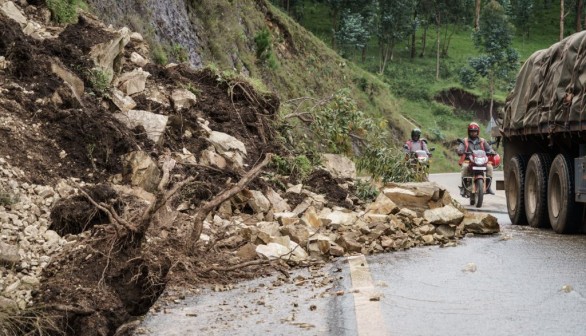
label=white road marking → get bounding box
[348,255,390,336]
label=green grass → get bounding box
[292,0,564,172]
[180,0,562,173]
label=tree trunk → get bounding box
[474,0,481,31]
[576,0,583,31]
[362,45,367,63]
[420,25,428,57]
[331,8,339,48]
[411,31,417,59]
[444,25,457,56]
[436,14,441,80]
[489,73,495,119]
[560,0,565,41]
[441,24,449,56]
[379,43,390,74]
[411,11,417,59]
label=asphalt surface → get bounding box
[137,172,586,336]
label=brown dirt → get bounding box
[434,88,502,122]
[305,169,352,208]
[0,9,286,335]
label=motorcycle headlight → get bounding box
[474,157,487,165]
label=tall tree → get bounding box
[440,0,473,57]
[576,0,583,31]
[376,0,416,74]
[318,0,364,48]
[336,9,374,62]
[509,0,534,39]
[474,0,481,30]
[460,0,520,117]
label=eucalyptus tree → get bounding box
[317,0,366,47]
[460,0,519,117]
[440,0,473,56]
[376,0,417,74]
[508,0,534,38]
[336,6,375,62]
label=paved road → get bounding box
[137,173,586,336]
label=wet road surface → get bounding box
[137,173,586,336]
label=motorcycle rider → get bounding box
[404,128,430,155]
[457,122,495,195]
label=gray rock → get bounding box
[0,242,19,266]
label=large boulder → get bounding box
[423,205,465,225]
[365,193,399,215]
[116,68,150,96]
[51,60,85,106]
[122,151,161,192]
[256,241,308,262]
[207,131,247,168]
[383,181,451,214]
[0,1,27,27]
[321,154,356,179]
[460,213,500,234]
[171,88,197,111]
[113,110,168,144]
[89,26,131,82]
[0,242,20,266]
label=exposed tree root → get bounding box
[189,153,273,246]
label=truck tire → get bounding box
[548,154,580,233]
[506,155,528,225]
[524,153,552,228]
[475,179,484,208]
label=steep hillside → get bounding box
[84,0,408,142]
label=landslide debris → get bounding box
[0,2,499,336]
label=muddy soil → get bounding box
[434,88,501,122]
[0,8,286,335]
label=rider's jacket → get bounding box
[404,139,429,153]
[457,137,494,165]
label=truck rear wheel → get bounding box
[506,155,528,225]
[524,153,551,228]
[548,154,580,233]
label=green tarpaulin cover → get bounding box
[502,31,586,134]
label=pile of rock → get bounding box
[198,172,499,265]
[0,159,75,311]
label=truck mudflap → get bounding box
[575,157,586,203]
[496,180,505,190]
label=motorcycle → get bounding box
[457,139,499,208]
[404,144,435,182]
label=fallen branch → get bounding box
[284,112,313,123]
[50,304,95,316]
[135,176,195,238]
[188,153,273,247]
[199,259,270,273]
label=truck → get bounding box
[497,31,586,233]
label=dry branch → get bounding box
[199,259,270,273]
[135,176,195,237]
[189,153,273,246]
[50,304,95,316]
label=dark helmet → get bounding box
[411,128,422,139]
[468,122,480,137]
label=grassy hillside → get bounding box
[292,0,561,172]
[184,0,410,138]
